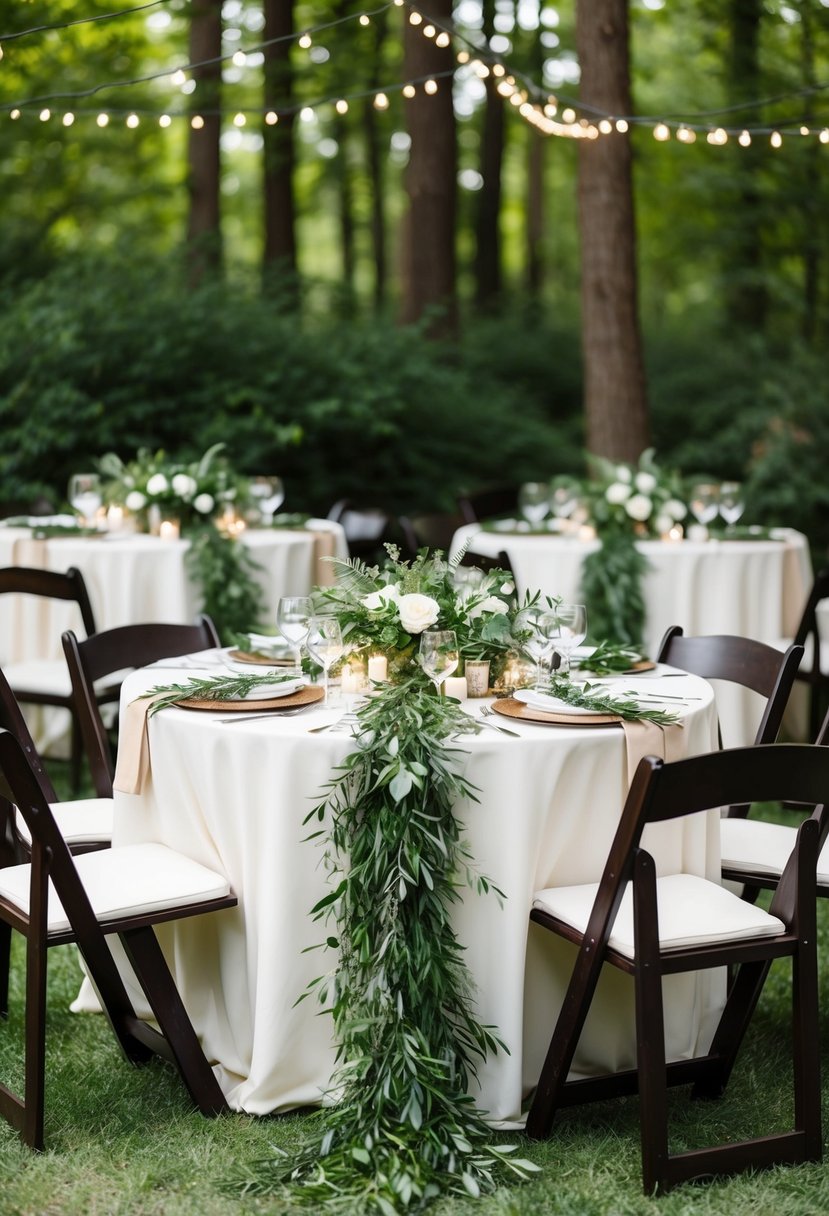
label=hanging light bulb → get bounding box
[424,79,438,94]
[265,111,278,125]
[653,122,670,141]
[126,113,140,128]
[770,130,782,148]
[738,129,751,146]
[423,24,435,37]
[62,112,74,126]
[615,118,628,133]
[298,33,312,49]
[232,50,246,67]
[409,10,422,24]
[335,98,348,115]
[191,114,205,129]
[97,112,109,127]
[233,112,246,126]
[359,13,370,25]
[171,69,187,87]
[403,83,416,98]
[39,108,50,121]
[435,32,450,47]
[820,128,829,144]
[10,108,20,120]
[599,119,613,134]
[374,92,389,109]
[159,114,172,128]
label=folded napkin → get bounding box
[114,693,164,796]
[246,632,293,656]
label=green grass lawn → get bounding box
[2,777,828,1215]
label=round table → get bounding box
[105,659,720,1125]
[451,524,813,746]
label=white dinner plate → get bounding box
[514,688,598,716]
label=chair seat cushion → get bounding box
[0,842,230,933]
[533,872,785,959]
[720,817,829,884]
[15,798,114,847]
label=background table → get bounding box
[452,524,813,746]
[107,662,720,1125]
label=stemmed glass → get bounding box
[68,473,102,527]
[277,595,312,675]
[551,603,588,678]
[452,565,485,604]
[250,476,285,526]
[688,483,720,537]
[306,617,344,705]
[518,482,551,529]
[419,630,459,695]
[517,605,559,690]
[719,481,745,531]
[548,476,580,528]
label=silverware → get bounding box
[218,706,312,724]
[307,714,357,734]
[478,706,520,737]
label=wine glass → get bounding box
[68,473,102,527]
[419,629,459,694]
[250,476,285,526]
[306,617,344,705]
[518,482,551,529]
[277,595,312,674]
[548,476,580,528]
[516,605,559,690]
[551,603,588,677]
[688,483,720,536]
[719,481,745,530]
[453,565,485,603]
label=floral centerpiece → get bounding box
[314,544,524,689]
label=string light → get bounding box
[191,115,204,129]
[402,84,416,98]
[97,112,109,127]
[39,108,50,122]
[126,113,139,128]
[159,113,171,127]
[233,112,246,127]
[265,111,278,125]
[738,129,751,146]
[359,14,371,26]
[9,108,19,119]
[62,112,74,126]
[0,1,168,47]
[298,33,312,49]
[409,11,423,24]
[374,92,389,109]
[770,130,782,147]
[821,129,829,144]
[653,122,670,141]
[424,79,438,95]
[335,98,349,114]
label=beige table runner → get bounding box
[113,692,167,795]
[620,718,686,790]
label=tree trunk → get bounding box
[363,9,388,311]
[725,0,766,331]
[474,0,504,309]
[400,0,458,334]
[526,132,545,297]
[186,0,222,284]
[335,111,356,303]
[577,0,649,461]
[263,0,297,285]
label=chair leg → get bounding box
[0,922,10,1018]
[691,959,770,1099]
[70,712,83,796]
[119,927,228,1116]
[22,932,47,1150]
[632,856,670,1194]
[792,935,822,1160]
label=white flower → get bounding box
[193,492,215,514]
[616,465,632,483]
[499,581,514,596]
[606,481,632,505]
[634,471,657,494]
[146,473,169,496]
[397,593,441,634]
[125,490,146,511]
[467,595,510,620]
[362,584,400,611]
[665,498,687,521]
[654,513,674,534]
[625,494,652,521]
[171,473,197,499]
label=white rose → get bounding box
[625,494,652,521]
[146,473,169,496]
[125,490,146,511]
[172,473,197,499]
[362,584,400,611]
[499,581,515,596]
[654,513,674,534]
[606,481,631,505]
[397,593,441,634]
[616,465,632,483]
[665,498,687,521]
[193,492,215,514]
[467,596,509,620]
[635,471,657,494]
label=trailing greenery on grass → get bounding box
[238,676,539,1212]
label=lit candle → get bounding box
[159,519,180,541]
[663,524,684,542]
[578,524,597,541]
[444,676,468,701]
[367,655,388,683]
[341,663,359,693]
[106,505,124,532]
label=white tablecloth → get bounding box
[107,662,720,1124]
[452,525,813,747]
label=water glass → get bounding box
[306,617,344,705]
[719,481,745,529]
[419,630,459,693]
[68,473,102,527]
[277,596,312,674]
[517,606,559,689]
[250,476,285,525]
[549,476,580,524]
[518,482,551,528]
[689,483,720,529]
[552,603,588,677]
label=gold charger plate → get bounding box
[228,647,295,667]
[177,685,324,712]
[491,697,620,727]
[574,659,656,676]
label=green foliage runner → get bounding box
[240,675,539,1212]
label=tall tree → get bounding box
[263,0,297,282]
[186,0,223,283]
[400,1,458,333]
[474,0,505,309]
[576,0,649,460]
[363,9,389,311]
[525,16,547,298]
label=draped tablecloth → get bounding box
[451,524,813,747]
[0,521,347,750]
[106,662,720,1125]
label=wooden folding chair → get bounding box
[527,744,824,1193]
[62,617,220,799]
[0,566,114,794]
[457,484,518,525]
[775,568,829,741]
[0,728,235,1149]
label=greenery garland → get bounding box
[239,675,540,1212]
[185,523,266,644]
[579,530,649,648]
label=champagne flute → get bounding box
[419,630,459,695]
[719,481,745,531]
[551,603,588,677]
[250,476,285,526]
[68,473,102,527]
[277,595,312,674]
[306,617,344,705]
[516,605,559,690]
[518,482,551,528]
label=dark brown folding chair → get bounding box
[62,617,220,799]
[326,500,394,563]
[527,744,824,1194]
[779,567,829,742]
[0,566,114,794]
[398,512,466,557]
[457,547,516,582]
[456,485,518,525]
[0,728,235,1149]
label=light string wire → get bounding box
[0,0,169,44]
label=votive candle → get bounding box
[367,655,388,683]
[159,519,180,541]
[341,663,359,693]
[444,676,468,701]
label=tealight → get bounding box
[367,655,388,682]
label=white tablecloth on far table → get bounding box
[104,661,720,1124]
[451,524,813,746]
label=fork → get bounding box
[478,706,520,737]
[218,706,313,724]
[307,713,358,734]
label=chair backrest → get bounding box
[457,485,518,525]
[326,500,393,560]
[62,616,220,797]
[656,626,803,746]
[0,664,58,804]
[399,512,465,556]
[0,566,96,640]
